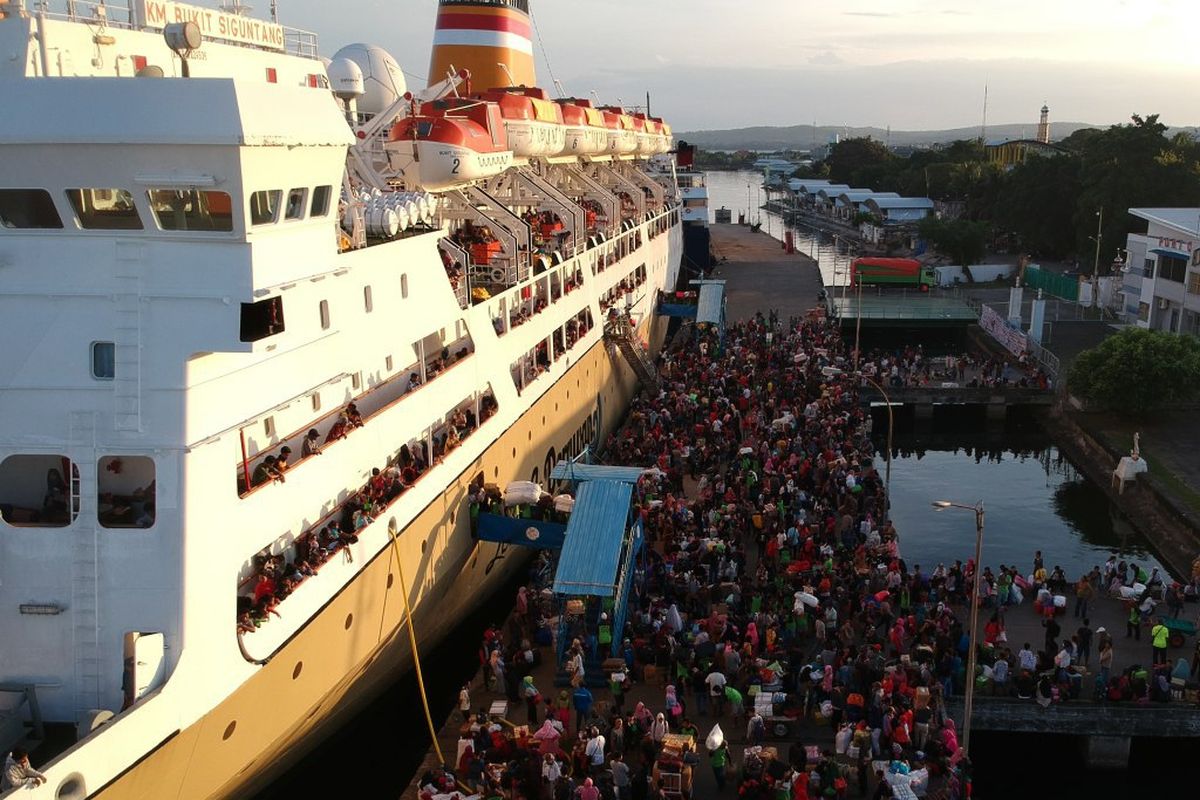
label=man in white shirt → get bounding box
[706,669,728,716]
[584,728,606,775]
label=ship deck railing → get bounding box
[235,390,496,616]
[235,334,475,499]
[39,1,321,59]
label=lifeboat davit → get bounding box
[599,106,638,156]
[472,87,567,158]
[555,98,608,157]
[386,99,514,191]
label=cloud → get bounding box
[655,53,670,65]
[808,51,845,66]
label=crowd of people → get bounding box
[237,392,497,634]
[425,313,984,799]
[856,347,1050,391]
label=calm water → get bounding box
[879,414,1168,580]
[704,169,853,287]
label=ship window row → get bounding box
[510,308,595,395]
[491,263,586,336]
[0,454,156,530]
[0,185,332,233]
[235,386,499,633]
[598,264,649,316]
[236,325,476,498]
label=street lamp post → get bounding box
[854,277,863,373]
[931,499,986,756]
[858,373,893,494]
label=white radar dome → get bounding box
[330,43,407,116]
[328,57,365,102]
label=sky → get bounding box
[276,0,1199,132]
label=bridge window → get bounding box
[147,189,234,232]
[0,189,63,229]
[250,190,282,226]
[311,185,332,218]
[97,455,156,529]
[0,455,78,527]
[67,188,143,230]
[284,188,307,221]
[319,300,331,330]
[91,341,115,380]
[363,285,374,313]
[240,297,285,342]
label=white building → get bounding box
[1121,208,1200,334]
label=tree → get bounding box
[917,217,989,266]
[994,154,1080,258]
[1068,328,1200,415]
[825,137,895,185]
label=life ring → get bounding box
[488,267,507,283]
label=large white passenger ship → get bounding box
[0,1,683,796]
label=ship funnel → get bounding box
[429,0,535,91]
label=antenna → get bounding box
[590,89,601,105]
[553,78,565,98]
[980,82,988,143]
[646,91,651,117]
[269,0,277,22]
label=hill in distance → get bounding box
[678,122,1199,151]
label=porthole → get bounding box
[555,403,559,411]
[344,613,354,630]
[542,415,546,425]
[493,466,499,478]
[421,539,428,554]
[387,573,395,589]
[512,447,516,458]
[222,721,237,740]
[292,662,303,680]
[528,431,532,441]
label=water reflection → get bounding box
[880,425,1167,579]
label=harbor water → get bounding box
[705,169,852,287]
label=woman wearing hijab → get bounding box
[577,777,600,800]
[532,719,560,756]
[650,712,670,744]
[522,675,541,724]
[665,684,683,719]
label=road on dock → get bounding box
[709,224,825,323]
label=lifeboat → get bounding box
[386,99,513,191]
[555,98,608,157]
[472,87,567,158]
[634,113,672,155]
[599,106,638,156]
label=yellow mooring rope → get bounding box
[387,525,445,766]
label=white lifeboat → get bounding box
[556,98,608,157]
[385,100,513,191]
[600,107,638,156]
[474,87,567,158]
[635,114,671,155]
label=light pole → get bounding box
[854,277,863,373]
[931,499,986,756]
[858,373,893,494]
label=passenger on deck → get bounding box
[344,403,364,429]
[251,455,280,487]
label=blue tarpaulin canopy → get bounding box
[550,461,647,483]
[552,479,633,596]
[696,281,726,326]
[475,514,568,550]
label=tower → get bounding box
[428,0,536,91]
[1036,104,1050,144]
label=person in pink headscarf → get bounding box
[941,717,960,754]
[532,718,561,756]
[822,665,834,694]
[577,777,600,800]
[745,621,759,654]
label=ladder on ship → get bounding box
[69,411,103,712]
[112,267,143,432]
[604,313,660,393]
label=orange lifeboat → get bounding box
[634,113,671,155]
[599,106,638,156]
[385,99,513,191]
[471,86,567,158]
[555,98,608,157]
